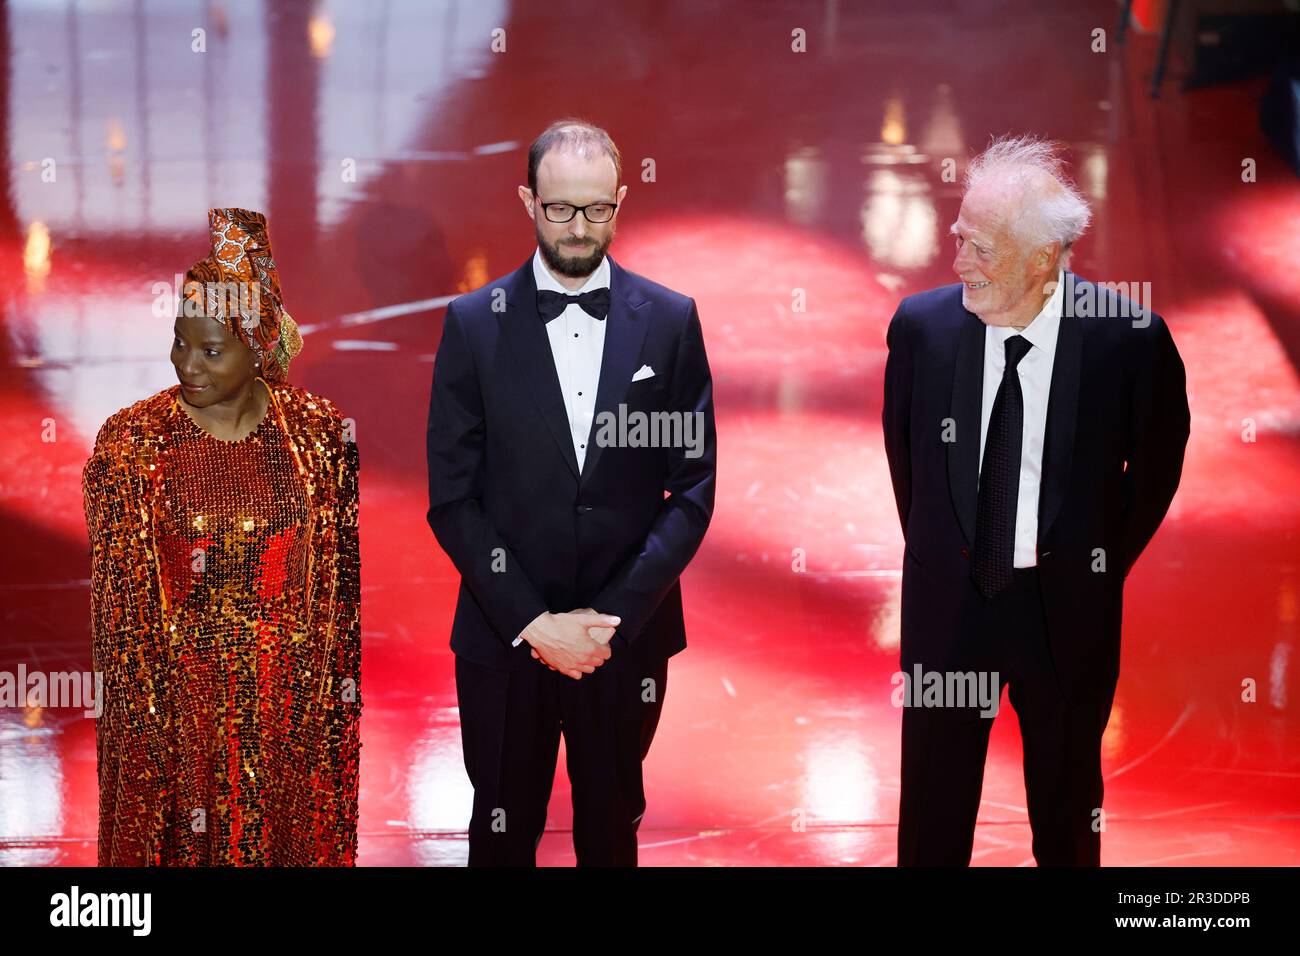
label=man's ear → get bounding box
[517,185,536,221]
[616,183,627,205]
[1038,241,1061,271]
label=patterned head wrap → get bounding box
[181,207,303,382]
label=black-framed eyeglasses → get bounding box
[534,195,619,224]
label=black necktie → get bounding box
[536,287,611,323]
[971,334,1033,599]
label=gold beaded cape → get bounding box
[82,379,361,866]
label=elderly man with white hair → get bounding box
[882,135,1190,866]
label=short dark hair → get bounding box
[527,119,622,195]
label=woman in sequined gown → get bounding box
[82,208,361,866]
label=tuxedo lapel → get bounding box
[580,257,650,484]
[1038,271,1083,545]
[948,307,985,548]
[499,259,581,481]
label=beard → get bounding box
[537,224,614,279]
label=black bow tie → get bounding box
[536,287,611,323]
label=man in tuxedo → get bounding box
[882,136,1189,866]
[426,119,716,866]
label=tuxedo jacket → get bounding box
[426,254,716,671]
[882,273,1190,697]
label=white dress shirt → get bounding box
[977,270,1064,568]
[513,248,611,647]
[534,247,609,472]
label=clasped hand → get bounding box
[522,608,619,680]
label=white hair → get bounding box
[964,135,1092,267]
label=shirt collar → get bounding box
[987,269,1064,357]
[532,247,611,295]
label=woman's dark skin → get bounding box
[171,310,270,441]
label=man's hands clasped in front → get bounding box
[521,608,619,680]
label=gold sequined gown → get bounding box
[82,380,361,866]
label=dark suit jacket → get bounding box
[426,254,716,671]
[882,273,1190,697]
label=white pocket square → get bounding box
[631,365,656,382]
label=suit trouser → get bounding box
[455,649,669,866]
[897,567,1115,866]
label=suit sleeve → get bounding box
[426,300,549,647]
[882,297,914,536]
[593,299,717,647]
[1118,315,1190,576]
